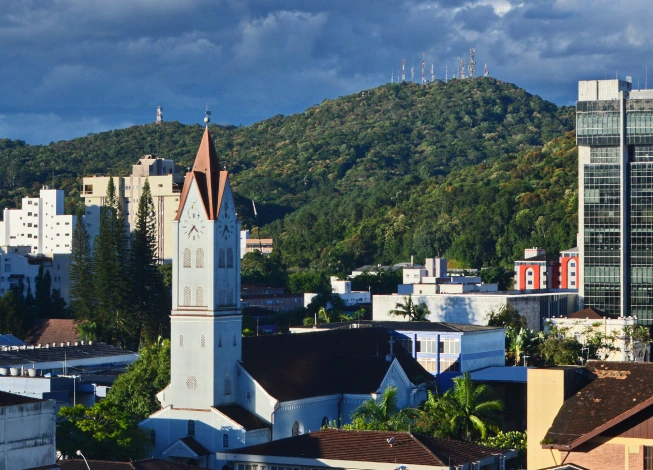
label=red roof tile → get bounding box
[24,319,80,346]
[229,429,511,466]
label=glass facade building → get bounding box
[577,79,653,324]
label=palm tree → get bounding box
[389,295,430,322]
[438,373,503,441]
[347,387,411,431]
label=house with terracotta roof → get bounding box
[528,362,653,470]
[545,308,649,362]
[218,428,517,470]
[24,318,80,346]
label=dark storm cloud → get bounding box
[2,0,653,143]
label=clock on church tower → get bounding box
[166,124,242,410]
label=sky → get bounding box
[2,0,653,145]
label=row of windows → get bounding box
[182,248,235,268]
[180,287,236,306]
[397,337,461,355]
[179,334,237,348]
[418,357,460,373]
[238,465,329,470]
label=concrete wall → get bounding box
[374,292,577,332]
[0,399,55,469]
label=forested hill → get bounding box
[0,78,576,270]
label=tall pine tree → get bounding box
[129,179,167,344]
[69,208,95,321]
[93,178,132,347]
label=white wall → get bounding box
[0,399,55,469]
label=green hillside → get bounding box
[0,78,576,270]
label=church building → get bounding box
[141,123,429,469]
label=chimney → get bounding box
[410,255,414,267]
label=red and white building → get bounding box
[514,246,579,291]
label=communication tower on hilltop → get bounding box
[402,59,406,83]
[156,106,163,124]
[484,60,489,77]
[445,64,448,83]
[411,66,415,82]
[422,52,426,85]
[431,63,435,82]
[391,68,394,84]
[469,48,476,78]
[460,58,466,79]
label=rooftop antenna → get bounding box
[204,105,211,126]
[411,65,414,82]
[647,66,649,89]
[484,59,489,77]
[156,106,163,124]
[401,59,406,83]
[445,64,448,83]
[431,63,435,82]
[391,68,394,84]
[461,58,466,79]
[469,48,476,78]
[421,52,426,85]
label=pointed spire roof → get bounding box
[175,126,227,220]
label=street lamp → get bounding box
[76,450,91,470]
[523,355,530,367]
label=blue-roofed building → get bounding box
[291,320,506,391]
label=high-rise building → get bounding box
[577,78,653,323]
[82,155,184,262]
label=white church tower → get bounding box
[142,121,243,466]
[168,123,242,410]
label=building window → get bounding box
[179,335,184,347]
[439,359,460,372]
[227,247,234,268]
[439,338,460,354]
[416,337,436,353]
[196,286,204,306]
[201,335,206,348]
[570,261,576,268]
[418,358,436,372]
[527,280,533,285]
[292,421,301,437]
[183,248,191,268]
[321,416,330,428]
[150,429,156,445]
[233,334,237,346]
[218,335,222,347]
[224,374,232,396]
[187,420,195,437]
[183,286,191,306]
[219,248,225,268]
[646,446,653,470]
[223,433,229,449]
[397,338,413,352]
[196,248,204,268]
[570,271,576,277]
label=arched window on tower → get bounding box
[227,247,234,268]
[233,334,237,346]
[183,248,191,268]
[218,335,222,347]
[292,421,301,436]
[219,248,225,268]
[196,248,204,268]
[196,286,204,306]
[179,335,184,347]
[183,286,191,306]
[222,433,229,449]
[224,374,232,396]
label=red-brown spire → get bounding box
[175,127,227,220]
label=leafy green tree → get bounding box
[486,304,527,330]
[0,291,29,338]
[436,373,503,441]
[350,269,402,295]
[104,338,171,420]
[345,387,412,431]
[389,295,430,321]
[128,179,167,344]
[505,327,542,366]
[56,401,151,461]
[481,431,527,468]
[539,335,581,365]
[69,208,95,321]
[479,267,513,291]
[287,271,330,295]
[241,250,287,287]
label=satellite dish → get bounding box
[387,437,396,446]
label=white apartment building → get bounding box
[82,155,184,262]
[0,187,75,255]
[304,276,371,307]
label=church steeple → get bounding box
[175,126,226,221]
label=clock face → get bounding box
[182,200,206,241]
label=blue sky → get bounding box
[2,0,653,144]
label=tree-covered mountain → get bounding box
[0,78,576,271]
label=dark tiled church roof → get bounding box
[214,404,270,430]
[29,459,198,470]
[544,362,653,448]
[229,428,509,467]
[241,328,431,401]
